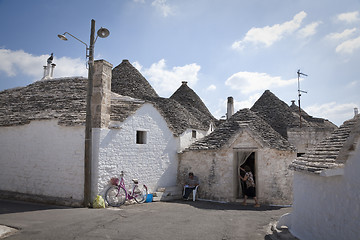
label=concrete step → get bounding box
[151,186,183,202]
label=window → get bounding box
[192,130,197,138]
[136,131,147,144]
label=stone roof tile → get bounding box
[186,108,296,151]
[289,114,360,174]
[111,60,159,99]
[251,90,337,139]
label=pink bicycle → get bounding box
[105,171,148,207]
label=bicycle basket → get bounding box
[110,177,119,185]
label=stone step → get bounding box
[151,186,183,202]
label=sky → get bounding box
[0,0,359,126]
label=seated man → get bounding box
[183,172,199,200]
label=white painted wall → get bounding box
[178,128,208,152]
[93,103,179,196]
[0,120,85,202]
[290,141,360,240]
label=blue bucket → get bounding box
[145,194,153,203]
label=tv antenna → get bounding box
[297,69,308,128]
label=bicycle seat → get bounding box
[132,179,139,184]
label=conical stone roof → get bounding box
[251,90,337,139]
[289,114,360,174]
[111,60,159,100]
[186,108,295,151]
[251,90,296,138]
[170,81,216,127]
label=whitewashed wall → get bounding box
[0,120,85,204]
[178,128,208,152]
[93,103,179,196]
[290,141,360,240]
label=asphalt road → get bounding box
[0,199,291,240]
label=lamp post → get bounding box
[58,19,109,207]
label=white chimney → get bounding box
[227,96,234,120]
[50,63,56,78]
[41,53,55,80]
[355,107,359,116]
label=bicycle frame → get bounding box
[115,174,147,201]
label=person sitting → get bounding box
[183,172,199,200]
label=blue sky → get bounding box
[0,0,359,126]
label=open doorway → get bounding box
[235,152,256,199]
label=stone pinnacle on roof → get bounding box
[111,59,159,100]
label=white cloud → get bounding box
[298,21,322,38]
[235,93,261,110]
[326,28,357,40]
[134,59,201,96]
[152,0,174,17]
[305,102,359,126]
[232,11,307,50]
[225,71,297,94]
[0,49,87,80]
[337,11,360,24]
[206,84,216,91]
[335,36,360,54]
[212,93,261,119]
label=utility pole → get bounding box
[84,19,95,207]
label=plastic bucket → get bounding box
[145,194,153,203]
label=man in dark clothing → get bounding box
[183,172,199,200]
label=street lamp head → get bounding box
[57,34,68,41]
[97,28,110,38]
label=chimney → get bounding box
[92,59,113,128]
[50,63,56,78]
[41,53,55,80]
[355,107,359,116]
[227,96,234,120]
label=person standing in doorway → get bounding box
[183,172,199,200]
[239,166,260,207]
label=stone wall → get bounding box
[0,120,85,205]
[93,103,179,196]
[179,130,296,204]
[287,127,333,153]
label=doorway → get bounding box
[235,152,256,199]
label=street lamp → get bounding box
[58,19,110,207]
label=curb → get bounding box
[0,225,18,239]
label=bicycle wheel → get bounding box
[105,186,126,207]
[133,185,147,203]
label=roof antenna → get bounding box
[297,69,308,128]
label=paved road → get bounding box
[0,199,290,240]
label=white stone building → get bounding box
[178,108,296,205]
[284,114,360,240]
[0,59,215,206]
